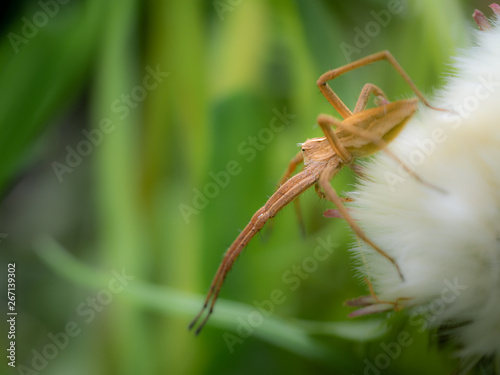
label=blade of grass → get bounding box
[35,235,364,373]
[90,1,153,374]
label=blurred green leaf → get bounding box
[0,0,105,193]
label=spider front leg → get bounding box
[316,115,353,165]
[353,83,389,113]
[317,50,439,117]
[318,113,446,194]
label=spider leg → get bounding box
[353,83,389,113]
[318,162,404,280]
[189,168,318,334]
[316,114,353,165]
[320,114,446,194]
[275,151,306,236]
[317,50,442,115]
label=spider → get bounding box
[189,50,442,335]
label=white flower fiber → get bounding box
[349,10,500,368]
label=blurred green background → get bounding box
[0,0,487,374]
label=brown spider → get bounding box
[189,51,442,335]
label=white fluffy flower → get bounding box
[348,6,500,371]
